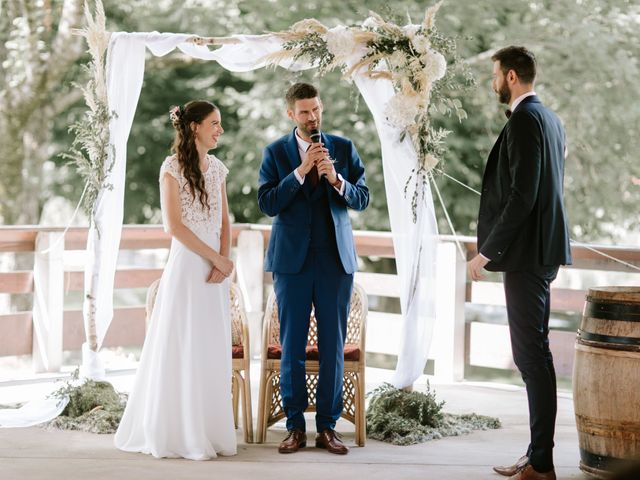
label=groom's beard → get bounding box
[497,83,511,105]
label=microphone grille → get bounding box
[309,129,321,143]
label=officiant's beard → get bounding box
[297,121,320,139]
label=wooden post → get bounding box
[236,230,264,359]
[32,231,65,372]
[432,241,467,382]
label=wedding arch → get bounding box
[77,1,465,389]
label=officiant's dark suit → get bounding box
[472,46,571,480]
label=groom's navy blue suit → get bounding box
[258,129,369,432]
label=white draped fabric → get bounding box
[0,396,69,428]
[82,31,438,389]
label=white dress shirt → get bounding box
[509,90,536,113]
[293,129,345,196]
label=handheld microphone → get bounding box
[309,128,321,144]
[309,128,326,180]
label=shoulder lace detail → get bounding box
[159,154,225,239]
[213,155,229,182]
[159,155,183,186]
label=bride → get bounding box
[114,100,237,460]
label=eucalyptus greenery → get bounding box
[366,383,500,446]
[46,368,126,434]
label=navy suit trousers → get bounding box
[273,247,354,432]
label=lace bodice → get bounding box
[159,154,229,238]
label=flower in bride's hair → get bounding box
[325,26,362,65]
[422,49,447,83]
[169,105,182,124]
[384,92,421,130]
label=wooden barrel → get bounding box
[573,287,640,478]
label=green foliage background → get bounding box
[6,0,639,242]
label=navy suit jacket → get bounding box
[258,129,369,274]
[477,96,572,271]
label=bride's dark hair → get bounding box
[169,100,218,211]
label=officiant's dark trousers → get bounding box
[503,266,559,473]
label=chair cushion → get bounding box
[267,344,360,361]
[232,345,244,359]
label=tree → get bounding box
[8,0,638,246]
[0,0,84,225]
[430,0,640,242]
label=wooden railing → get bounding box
[1,224,639,380]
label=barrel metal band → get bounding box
[577,329,640,350]
[580,448,639,472]
[576,414,640,439]
[584,300,640,322]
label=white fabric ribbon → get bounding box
[0,396,69,428]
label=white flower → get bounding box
[423,153,440,171]
[422,49,447,82]
[411,34,431,54]
[326,26,362,64]
[384,92,421,130]
[362,14,384,30]
[402,24,419,40]
[387,50,407,70]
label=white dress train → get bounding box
[114,154,236,460]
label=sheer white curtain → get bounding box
[84,31,438,388]
[353,72,438,388]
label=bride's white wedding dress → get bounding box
[114,154,237,460]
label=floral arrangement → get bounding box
[266,2,473,221]
[60,0,114,230]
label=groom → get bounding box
[468,46,571,480]
[258,82,369,455]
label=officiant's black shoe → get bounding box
[315,429,349,455]
[278,429,307,453]
[493,455,529,476]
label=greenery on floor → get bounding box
[46,370,125,434]
[366,382,501,445]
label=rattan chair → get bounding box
[146,279,253,443]
[256,282,368,446]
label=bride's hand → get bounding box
[207,267,226,284]
[214,255,234,277]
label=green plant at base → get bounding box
[47,368,126,434]
[366,382,500,445]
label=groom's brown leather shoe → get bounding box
[508,465,556,480]
[494,455,529,476]
[315,429,349,455]
[278,429,307,453]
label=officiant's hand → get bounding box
[207,267,226,284]
[468,254,489,281]
[296,144,327,177]
[214,255,234,278]
[317,157,338,185]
